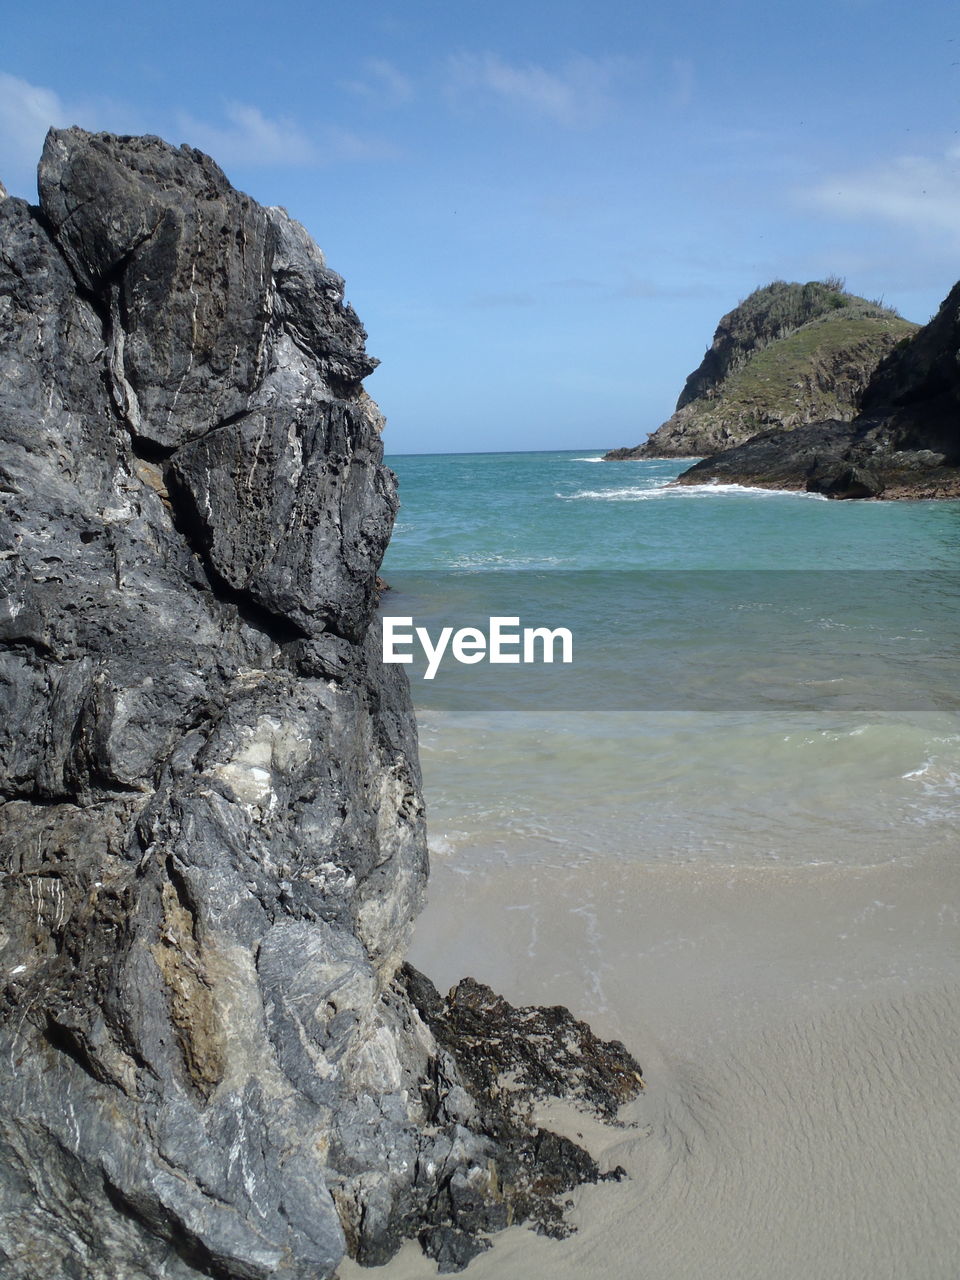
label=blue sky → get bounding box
[2,0,959,454]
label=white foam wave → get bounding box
[902,757,960,793]
[558,482,829,502]
[569,455,605,462]
[426,833,457,857]
[445,552,564,569]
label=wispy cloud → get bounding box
[0,72,72,195]
[0,72,397,197]
[175,103,319,166]
[321,124,402,163]
[174,103,401,168]
[342,58,414,106]
[805,144,960,239]
[0,73,141,196]
[446,53,621,126]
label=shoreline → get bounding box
[677,481,960,500]
[673,476,960,501]
[339,843,960,1278]
[603,456,960,500]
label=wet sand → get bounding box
[341,846,960,1279]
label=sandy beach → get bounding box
[341,841,960,1279]
[357,449,960,1279]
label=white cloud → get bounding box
[321,125,402,163]
[806,145,960,239]
[0,75,396,194]
[343,58,414,105]
[175,103,319,167]
[175,104,400,169]
[447,53,619,126]
[0,72,72,196]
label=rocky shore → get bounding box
[674,281,960,498]
[0,130,641,1278]
[605,280,917,462]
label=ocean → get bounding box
[381,449,960,872]
[344,448,960,1280]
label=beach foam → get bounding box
[558,482,830,501]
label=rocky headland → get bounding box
[675,280,960,498]
[604,280,918,461]
[0,130,641,1278]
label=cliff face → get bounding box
[675,282,960,498]
[604,281,917,461]
[0,131,641,1278]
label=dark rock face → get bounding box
[674,283,960,498]
[0,130,641,1278]
[604,281,917,461]
[818,464,885,500]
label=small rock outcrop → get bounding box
[0,130,642,1278]
[674,281,960,498]
[604,280,918,460]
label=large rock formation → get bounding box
[0,130,641,1278]
[604,280,917,460]
[674,281,960,498]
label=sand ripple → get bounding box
[436,983,960,1280]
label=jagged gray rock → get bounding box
[0,130,642,1278]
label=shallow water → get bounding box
[416,709,960,869]
[370,449,960,1280]
[383,450,960,874]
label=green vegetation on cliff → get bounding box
[605,280,919,460]
[673,276,960,499]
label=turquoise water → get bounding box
[383,450,960,572]
[382,451,960,868]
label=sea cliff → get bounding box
[605,280,917,461]
[675,281,960,497]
